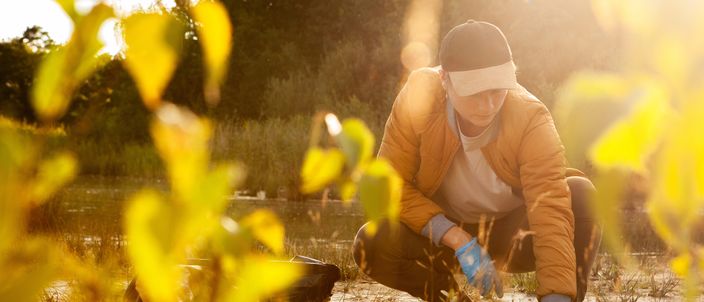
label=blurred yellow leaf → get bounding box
[337,118,375,173]
[591,170,633,267]
[339,179,357,204]
[124,190,182,302]
[0,239,61,302]
[300,147,345,193]
[32,4,113,121]
[677,99,704,200]
[122,13,184,109]
[577,0,704,298]
[191,1,232,106]
[30,152,77,205]
[192,163,240,213]
[212,217,252,257]
[151,103,211,198]
[647,198,687,252]
[228,257,302,302]
[240,209,285,255]
[647,100,704,252]
[554,72,633,169]
[358,159,402,235]
[54,0,80,22]
[654,38,688,93]
[180,163,242,242]
[589,83,671,172]
[0,129,32,253]
[671,253,692,278]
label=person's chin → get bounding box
[470,116,494,127]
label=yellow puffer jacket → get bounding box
[378,67,579,299]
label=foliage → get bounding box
[2,1,409,300]
[0,116,77,301]
[554,0,704,299]
[299,113,403,235]
[0,27,51,122]
[0,1,619,202]
[2,1,305,301]
[31,4,114,122]
[212,116,311,198]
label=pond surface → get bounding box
[40,176,367,247]
[39,175,686,255]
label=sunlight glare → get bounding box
[99,18,122,56]
[401,0,442,70]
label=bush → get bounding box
[262,38,400,120]
[213,116,312,199]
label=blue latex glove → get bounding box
[455,238,503,298]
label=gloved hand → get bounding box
[455,238,503,298]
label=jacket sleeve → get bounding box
[377,70,445,234]
[517,105,577,300]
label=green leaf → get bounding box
[124,189,182,302]
[337,118,375,174]
[31,4,114,121]
[300,147,345,193]
[227,256,302,302]
[30,152,77,205]
[122,13,184,109]
[239,209,285,255]
[358,159,402,235]
[191,1,232,106]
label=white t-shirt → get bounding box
[434,112,523,223]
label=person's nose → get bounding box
[477,94,495,114]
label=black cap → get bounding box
[439,20,513,72]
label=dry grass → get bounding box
[29,178,698,301]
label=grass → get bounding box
[29,179,696,301]
[23,175,699,302]
[71,140,163,177]
[0,115,66,137]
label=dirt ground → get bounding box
[329,279,692,302]
[330,279,541,302]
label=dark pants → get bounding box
[352,176,601,301]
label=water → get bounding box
[42,176,367,246]
[43,175,682,254]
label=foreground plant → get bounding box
[300,113,402,235]
[2,0,304,301]
[555,0,704,299]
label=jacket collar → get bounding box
[445,93,460,137]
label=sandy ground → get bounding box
[330,279,542,302]
[329,279,695,302]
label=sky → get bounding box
[0,0,179,54]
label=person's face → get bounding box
[441,71,508,128]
